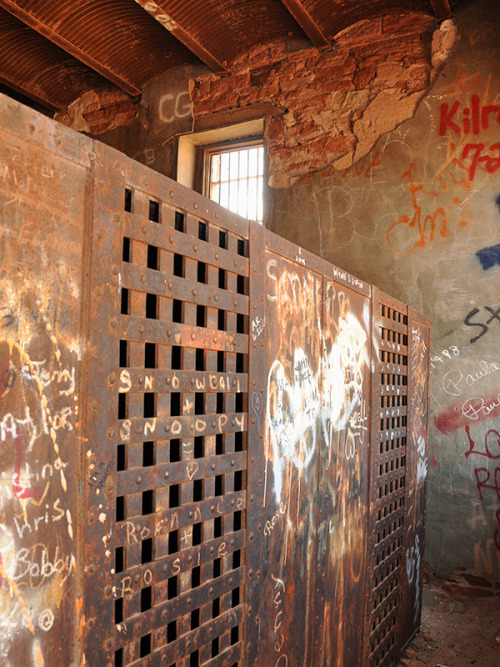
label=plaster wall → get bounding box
[269,0,500,584]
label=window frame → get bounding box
[194,135,265,224]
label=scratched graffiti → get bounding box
[0,304,78,663]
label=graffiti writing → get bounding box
[405,534,421,623]
[476,243,500,271]
[430,345,460,370]
[439,95,500,137]
[158,91,192,124]
[442,360,500,397]
[386,163,448,254]
[464,305,500,343]
[461,142,500,181]
[465,425,500,460]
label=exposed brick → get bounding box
[189,17,457,187]
[354,66,376,88]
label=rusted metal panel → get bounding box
[245,231,372,666]
[365,287,409,667]
[399,309,431,650]
[0,95,92,666]
[82,146,250,666]
[1,94,431,667]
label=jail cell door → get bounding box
[83,155,250,666]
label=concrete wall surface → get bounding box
[269,0,500,583]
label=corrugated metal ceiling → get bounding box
[0,0,458,113]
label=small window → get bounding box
[206,142,264,223]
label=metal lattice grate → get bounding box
[368,292,409,667]
[107,185,249,666]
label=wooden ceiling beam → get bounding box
[428,0,452,20]
[281,0,330,48]
[134,0,228,74]
[0,0,140,96]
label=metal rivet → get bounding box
[164,425,170,432]
[188,511,193,518]
[107,482,113,491]
[252,417,256,425]
[141,274,147,283]
[209,587,214,596]
[192,289,197,296]
[112,266,119,275]
[166,330,171,337]
[231,459,235,466]
[109,373,116,383]
[210,505,215,512]
[110,318,117,328]
[212,421,216,428]
[164,471,169,479]
[107,428,115,438]
[211,464,215,470]
[169,190,174,198]
[106,586,112,596]
[169,235,174,243]
[88,565,95,574]
[136,475,142,484]
[190,424,194,431]
[134,574,140,582]
[134,623,141,634]
[214,294,219,301]
[193,244,198,252]
[215,253,219,260]
[190,378,195,385]
[191,333,195,340]
[138,376,144,384]
[210,546,214,554]
[139,324,144,333]
[162,564,168,573]
[194,202,198,210]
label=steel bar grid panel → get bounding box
[83,153,249,667]
[366,288,409,667]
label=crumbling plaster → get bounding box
[190,14,458,187]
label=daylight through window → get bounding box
[208,144,264,223]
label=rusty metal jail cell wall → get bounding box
[83,156,250,666]
[0,94,430,667]
[364,290,430,667]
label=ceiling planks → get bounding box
[0,0,463,115]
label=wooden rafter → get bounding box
[281,0,330,48]
[428,0,452,19]
[134,0,228,74]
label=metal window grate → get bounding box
[208,145,264,224]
